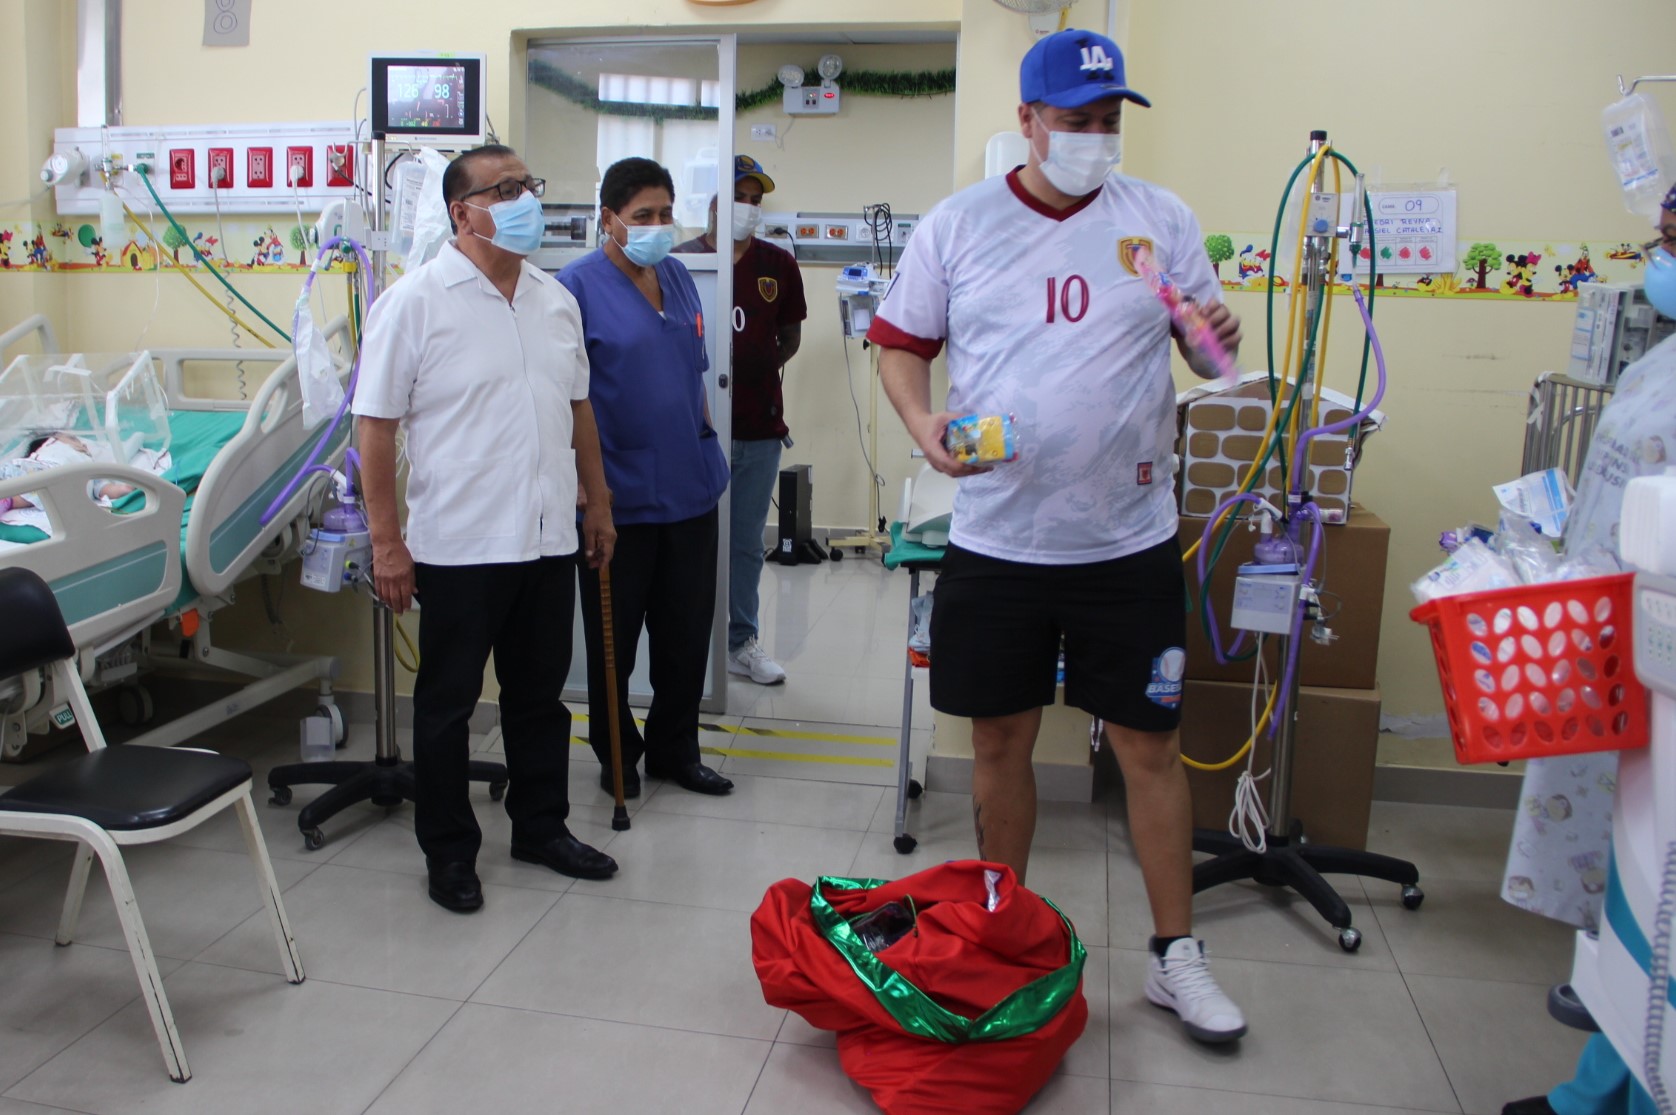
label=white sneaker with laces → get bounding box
[1144,937,1247,1043]
[728,638,787,685]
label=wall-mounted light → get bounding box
[817,54,843,84]
[777,64,805,89]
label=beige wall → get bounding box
[735,41,957,535]
[6,0,1676,730]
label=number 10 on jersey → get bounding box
[1046,275,1090,323]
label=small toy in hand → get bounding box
[1131,244,1239,384]
[943,414,1019,466]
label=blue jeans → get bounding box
[729,438,781,652]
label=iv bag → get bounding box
[1602,92,1676,219]
[292,295,342,430]
[402,148,453,269]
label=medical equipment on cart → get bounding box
[837,263,889,339]
[298,464,372,593]
[1187,129,1422,953]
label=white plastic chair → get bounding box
[0,567,304,1082]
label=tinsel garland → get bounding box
[528,58,955,122]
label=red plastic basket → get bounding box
[1409,573,1649,765]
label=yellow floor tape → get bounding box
[564,714,902,767]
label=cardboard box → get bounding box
[1181,679,1381,850]
[1177,376,1382,524]
[1179,504,1389,690]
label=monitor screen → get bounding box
[370,54,484,142]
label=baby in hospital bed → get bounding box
[0,432,170,529]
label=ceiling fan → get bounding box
[989,0,1079,36]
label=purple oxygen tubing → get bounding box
[1269,502,1324,737]
[259,237,377,526]
[1288,284,1388,496]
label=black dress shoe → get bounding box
[648,761,733,796]
[511,831,619,880]
[598,764,640,799]
[1501,1099,1557,1115]
[426,860,483,913]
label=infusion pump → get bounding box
[1568,282,1676,385]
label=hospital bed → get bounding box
[0,315,354,760]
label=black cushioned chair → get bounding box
[0,567,304,1083]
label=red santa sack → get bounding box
[750,860,1087,1115]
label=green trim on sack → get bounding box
[810,875,1086,1044]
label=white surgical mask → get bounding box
[1032,112,1122,197]
[732,202,763,241]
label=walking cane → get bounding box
[599,561,631,832]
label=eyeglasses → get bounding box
[463,177,546,203]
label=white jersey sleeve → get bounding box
[867,205,953,357]
[1168,202,1221,309]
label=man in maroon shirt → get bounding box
[677,155,807,684]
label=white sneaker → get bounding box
[728,638,787,685]
[1144,938,1247,1044]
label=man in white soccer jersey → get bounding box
[870,28,1248,1044]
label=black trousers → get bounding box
[412,557,575,863]
[578,507,718,775]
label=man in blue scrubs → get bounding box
[560,157,734,799]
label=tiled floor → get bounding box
[0,557,1586,1113]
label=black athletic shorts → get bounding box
[928,536,1188,732]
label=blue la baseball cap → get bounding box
[735,154,775,193]
[1020,29,1151,110]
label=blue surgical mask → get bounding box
[467,191,544,256]
[1646,245,1676,318]
[620,222,677,267]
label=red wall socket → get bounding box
[168,149,194,190]
[247,147,274,188]
[285,147,313,189]
[326,145,354,188]
[207,147,234,189]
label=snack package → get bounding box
[944,413,1020,466]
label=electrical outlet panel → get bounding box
[326,145,354,188]
[207,147,234,188]
[168,149,195,190]
[49,123,361,214]
[286,146,313,188]
[824,224,850,241]
[247,147,273,188]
